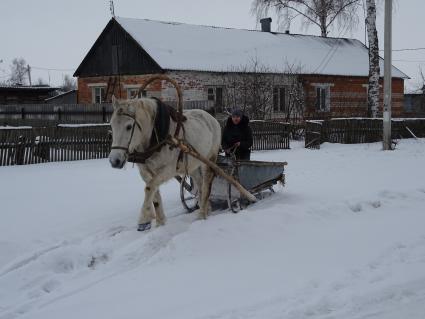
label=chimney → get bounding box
[260,17,272,32]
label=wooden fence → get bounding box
[305,118,425,149]
[0,101,214,127]
[250,121,290,150]
[0,103,113,127]
[0,121,290,166]
[0,125,111,166]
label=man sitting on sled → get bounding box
[222,108,253,160]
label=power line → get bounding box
[393,59,425,63]
[313,24,349,74]
[380,47,425,52]
[31,66,75,72]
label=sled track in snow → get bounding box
[0,210,203,319]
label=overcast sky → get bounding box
[0,0,423,91]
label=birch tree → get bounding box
[252,0,360,37]
[365,0,380,117]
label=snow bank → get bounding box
[0,140,425,319]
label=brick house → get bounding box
[74,17,408,119]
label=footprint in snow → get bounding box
[369,200,382,209]
[348,202,362,213]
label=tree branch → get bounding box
[326,0,359,28]
[274,0,321,27]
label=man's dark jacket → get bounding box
[222,115,253,160]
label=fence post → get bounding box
[21,107,25,120]
[102,106,107,123]
[16,135,25,165]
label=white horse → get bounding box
[108,96,221,231]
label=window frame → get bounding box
[206,86,225,112]
[314,85,331,112]
[92,86,106,104]
[273,86,287,113]
[127,88,139,99]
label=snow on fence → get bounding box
[0,121,290,166]
[0,125,111,166]
[305,118,425,149]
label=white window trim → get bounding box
[311,83,335,88]
[122,84,141,89]
[87,83,107,87]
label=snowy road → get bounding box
[1,140,425,319]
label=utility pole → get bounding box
[27,64,32,86]
[383,0,392,150]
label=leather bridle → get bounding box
[110,110,143,154]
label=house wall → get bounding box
[302,75,404,118]
[77,74,163,103]
[77,72,405,119]
[77,71,295,118]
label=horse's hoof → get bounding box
[137,222,152,232]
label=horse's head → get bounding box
[108,96,154,169]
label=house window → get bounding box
[206,87,224,112]
[315,86,330,111]
[273,87,286,112]
[92,87,106,104]
[127,88,139,99]
[207,88,215,101]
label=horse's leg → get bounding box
[153,190,166,226]
[138,171,172,231]
[190,167,202,208]
[199,163,215,219]
[138,182,158,231]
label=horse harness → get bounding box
[110,99,187,164]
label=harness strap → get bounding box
[128,100,187,164]
[113,99,188,165]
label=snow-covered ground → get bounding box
[1,140,425,319]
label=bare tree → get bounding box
[282,63,305,122]
[252,0,360,37]
[220,59,305,121]
[61,74,77,91]
[9,57,28,85]
[221,58,277,119]
[365,0,380,117]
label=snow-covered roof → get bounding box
[0,84,58,91]
[115,17,408,79]
[44,89,76,101]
